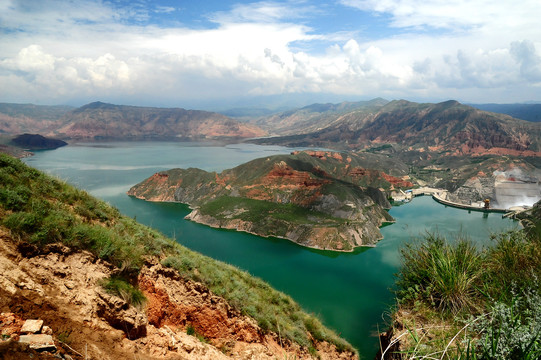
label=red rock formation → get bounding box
[138,264,261,343]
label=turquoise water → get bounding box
[23,142,519,357]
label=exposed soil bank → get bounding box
[0,229,357,360]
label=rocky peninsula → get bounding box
[128,150,413,252]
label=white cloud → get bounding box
[510,40,541,82]
[0,0,540,105]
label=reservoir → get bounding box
[23,142,519,357]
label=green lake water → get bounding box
[23,142,519,358]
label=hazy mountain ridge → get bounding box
[0,101,267,141]
[0,103,72,135]
[251,98,389,136]
[471,103,541,122]
[51,102,267,140]
[2,99,539,154]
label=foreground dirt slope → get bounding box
[0,229,355,360]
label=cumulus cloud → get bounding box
[510,40,541,82]
[0,0,540,105]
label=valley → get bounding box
[0,98,539,358]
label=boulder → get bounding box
[20,319,43,334]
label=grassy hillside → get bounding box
[0,153,355,355]
[383,202,541,359]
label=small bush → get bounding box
[31,210,75,245]
[482,231,541,302]
[391,227,541,359]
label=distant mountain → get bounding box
[469,103,541,122]
[0,103,72,134]
[252,98,389,135]
[50,102,265,140]
[49,102,266,140]
[0,102,267,141]
[253,100,541,156]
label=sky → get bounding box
[1,0,541,109]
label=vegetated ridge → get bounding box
[0,153,356,359]
[128,150,413,252]
[252,99,541,156]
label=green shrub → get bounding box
[0,187,28,211]
[3,211,42,236]
[392,228,541,359]
[31,210,75,245]
[482,231,541,302]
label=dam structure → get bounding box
[392,182,540,215]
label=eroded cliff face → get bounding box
[0,230,356,360]
[128,151,399,251]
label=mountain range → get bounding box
[251,99,541,156]
[470,103,541,122]
[1,99,541,158]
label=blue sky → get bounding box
[1,0,540,109]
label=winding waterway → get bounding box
[23,142,519,357]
